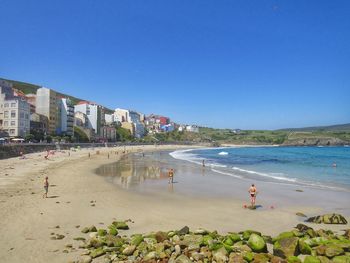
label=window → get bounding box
[11,111,16,118]
[20,122,24,127]
[25,113,29,119]
[11,121,15,126]
[4,111,8,118]
[20,112,24,118]
[4,103,9,108]
[4,121,8,126]
[11,103,16,107]
[10,129,15,135]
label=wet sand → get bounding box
[0,145,349,263]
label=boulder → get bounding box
[178,226,190,235]
[242,230,262,240]
[295,224,313,233]
[344,229,350,239]
[299,238,312,254]
[317,256,332,263]
[273,237,299,258]
[296,212,307,218]
[248,233,267,253]
[306,214,347,224]
[194,228,209,235]
[325,244,344,258]
[131,234,143,246]
[270,255,287,263]
[332,255,350,263]
[229,253,245,263]
[89,247,105,259]
[97,229,107,237]
[122,245,136,256]
[88,226,97,232]
[252,253,270,262]
[143,251,157,261]
[304,256,321,263]
[175,254,192,263]
[155,231,168,242]
[286,256,302,263]
[242,251,254,262]
[228,232,242,243]
[213,247,228,262]
[112,221,129,230]
[108,225,118,236]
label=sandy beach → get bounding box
[0,145,349,263]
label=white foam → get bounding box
[211,168,243,179]
[232,167,297,182]
[218,151,229,155]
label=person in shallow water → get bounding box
[168,169,174,184]
[248,184,257,207]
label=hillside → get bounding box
[278,123,350,132]
[143,127,350,146]
[0,78,113,113]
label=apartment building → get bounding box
[60,98,74,136]
[0,81,30,137]
[74,102,103,134]
[36,87,60,134]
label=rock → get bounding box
[229,253,245,263]
[194,228,209,235]
[332,255,350,263]
[242,251,254,262]
[213,247,228,262]
[143,251,156,261]
[306,214,347,224]
[122,245,136,256]
[304,256,321,263]
[175,244,181,255]
[228,232,242,243]
[202,235,214,246]
[273,237,299,259]
[242,230,261,240]
[108,225,118,236]
[90,247,105,259]
[78,255,92,263]
[317,256,332,263]
[81,227,90,234]
[287,256,302,262]
[181,234,203,251]
[112,221,129,230]
[190,252,204,261]
[89,226,97,232]
[299,238,312,254]
[248,233,267,252]
[273,232,295,242]
[325,244,344,258]
[271,255,287,263]
[175,254,192,263]
[97,229,107,237]
[296,212,307,218]
[155,231,168,242]
[131,234,143,246]
[296,224,313,233]
[252,253,270,262]
[87,238,103,248]
[56,234,65,240]
[178,226,190,235]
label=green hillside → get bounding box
[278,123,350,132]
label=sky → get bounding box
[0,0,349,130]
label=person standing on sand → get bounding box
[43,176,49,198]
[248,184,257,207]
[168,169,174,184]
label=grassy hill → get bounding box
[278,123,350,132]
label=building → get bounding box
[26,94,37,113]
[100,126,117,141]
[0,81,30,138]
[115,108,145,138]
[74,102,103,135]
[74,111,88,128]
[186,125,199,133]
[30,112,49,134]
[60,98,74,136]
[36,87,60,134]
[145,114,171,133]
[105,113,117,124]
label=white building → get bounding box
[36,87,60,134]
[114,108,145,138]
[0,81,30,138]
[60,98,74,136]
[105,113,117,124]
[186,125,199,133]
[74,102,102,134]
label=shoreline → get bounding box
[0,145,349,262]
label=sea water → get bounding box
[170,146,350,191]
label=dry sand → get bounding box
[0,145,347,263]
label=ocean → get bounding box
[170,146,350,191]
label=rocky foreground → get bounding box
[66,215,350,263]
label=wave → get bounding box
[218,151,229,155]
[169,149,227,168]
[231,167,297,183]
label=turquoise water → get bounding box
[170,146,350,191]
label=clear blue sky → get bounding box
[1,0,349,129]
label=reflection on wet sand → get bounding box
[95,154,170,190]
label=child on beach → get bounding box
[168,169,174,184]
[43,177,49,198]
[248,184,257,208]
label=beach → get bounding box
[0,145,349,263]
